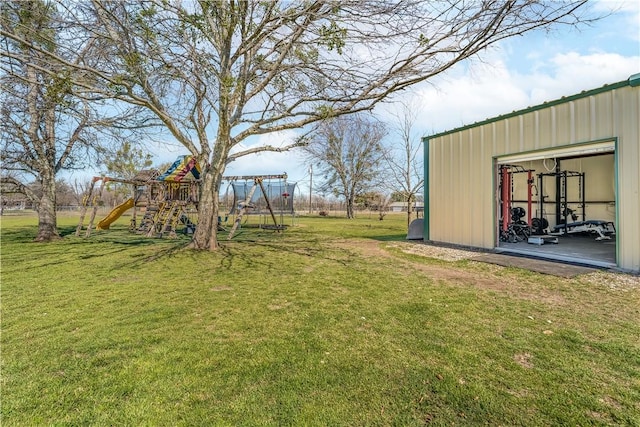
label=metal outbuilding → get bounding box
[423,73,640,272]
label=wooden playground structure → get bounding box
[75,156,296,239]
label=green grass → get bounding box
[2,212,639,426]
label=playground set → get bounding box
[75,156,296,239]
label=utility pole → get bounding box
[308,165,313,214]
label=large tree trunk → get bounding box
[189,141,230,250]
[406,194,414,228]
[35,172,60,242]
[346,195,355,219]
[190,167,220,250]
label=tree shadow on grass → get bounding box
[58,225,80,237]
[4,223,192,267]
[64,223,193,246]
[59,225,156,243]
[0,226,40,244]
[2,225,177,247]
[221,238,360,271]
[370,234,407,242]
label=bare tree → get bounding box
[1,0,594,248]
[305,114,387,219]
[72,178,91,207]
[383,101,425,228]
[0,0,140,240]
[0,1,93,240]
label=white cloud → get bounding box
[404,57,527,134]
[522,52,639,104]
[584,0,640,43]
[405,47,638,136]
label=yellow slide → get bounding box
[97,198,134,230]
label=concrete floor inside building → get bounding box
[497,233,616,268]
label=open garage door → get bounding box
[497,141,615,164]
[495,141,616,268]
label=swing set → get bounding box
[220,174,296,237]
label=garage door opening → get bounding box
[495,144,616,267]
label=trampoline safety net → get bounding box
[230,181,297,214]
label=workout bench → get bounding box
[551,220,616,241]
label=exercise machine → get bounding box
[550,207,616,240]
[537,170,616,241]
[499,165,534,242]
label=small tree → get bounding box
[357,191,391,220]
[383,101,424,228]
[103,141,153,180]
[305,114,387,219]
[102,140,154,204]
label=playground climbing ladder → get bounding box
[75,177,107,237]
[144,201,186,238]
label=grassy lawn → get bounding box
[1,212,639,426]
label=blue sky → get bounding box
[69,1,639,195]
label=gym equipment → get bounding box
[531,217,549,235]
[537,170,585,228]
[498,165,534,242]
[551,216,616,241]
[527,235,559,245]
[501,207,531,243]
[537,170,615,241]
[527,216,556,244]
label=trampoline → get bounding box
[222,175,297,238]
